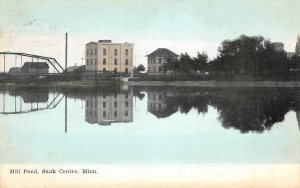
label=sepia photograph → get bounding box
[0,0,299,187]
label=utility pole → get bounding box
[65,33,68,72]
[65,94,68,133]
[3,55,5,73]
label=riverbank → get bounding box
[1,80,300,88]
[128,80,300,87]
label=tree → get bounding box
[209,35,290,75]
[178,53,193,74]
[193,51,208,73]
[135,64,145,72]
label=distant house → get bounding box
[147,48,178,74]
[21,62,49,74]
[9,67,22,74]
[147,91,177,118]
[66,65,85,73]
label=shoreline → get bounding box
[128,80,300,87]
[0,80,300,88]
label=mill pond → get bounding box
[0,86,299,164]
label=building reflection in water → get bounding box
[147,91,177,118]
[85,91,133,125]
[1,86,299,133]
[9,89,49,103]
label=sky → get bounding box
[1,0,300,72]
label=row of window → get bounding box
[149,103,163,109]
[86,58,129,66]
[86,49,98,56]
[102,110,129,118]
[148,94,163,100]
[149,58,166,64]
[86,58,97,66]
[86,48,129,56]
[87,110,129,118]
[85,68,129,73]
[86,100,129,108]
[102,101,129,108]
[103,93,129,99]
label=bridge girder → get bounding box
[0,52,65,73]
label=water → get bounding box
[0,86,299,164]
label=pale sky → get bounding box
[1,0,300,72]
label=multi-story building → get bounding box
[147,48,178,74]
[85,40,134,74]
[85,91,133,125]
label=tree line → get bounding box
[162,35,300,76]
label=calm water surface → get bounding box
[0,86,299,164]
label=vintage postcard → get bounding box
[0,0,299,187]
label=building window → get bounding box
[103,68,106,73]
[125,68,128,74]
[114,101,117,108]
[159,66,162,72]
[103,102,106,108]
[125,49,128,56]
[159,94,162,100]
[103,111,106,117]
[86,59,89,65]
[114,110,117,117]
[114,93,117,98]
[91,49,93,55]
[103,49,106,56]
[125,59,128,65]
[125,111,128,117]
[86,49,89,56]
[159,58,161,63]
[95,58,97,65]
[95,101,97,107]
[103,58,106,65]
[125,93,128,98]
[86,101,89,107]
[95,49,97,55]
[114,68,117,73]
[114,49,118,56]
[114,58,117,65]
[125,101,128,107]
[91,59,93,65]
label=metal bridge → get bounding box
[0,52,65,73]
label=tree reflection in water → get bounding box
[142,87,300,133]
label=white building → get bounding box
[85,40,134,74]
[85,91,133,125]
